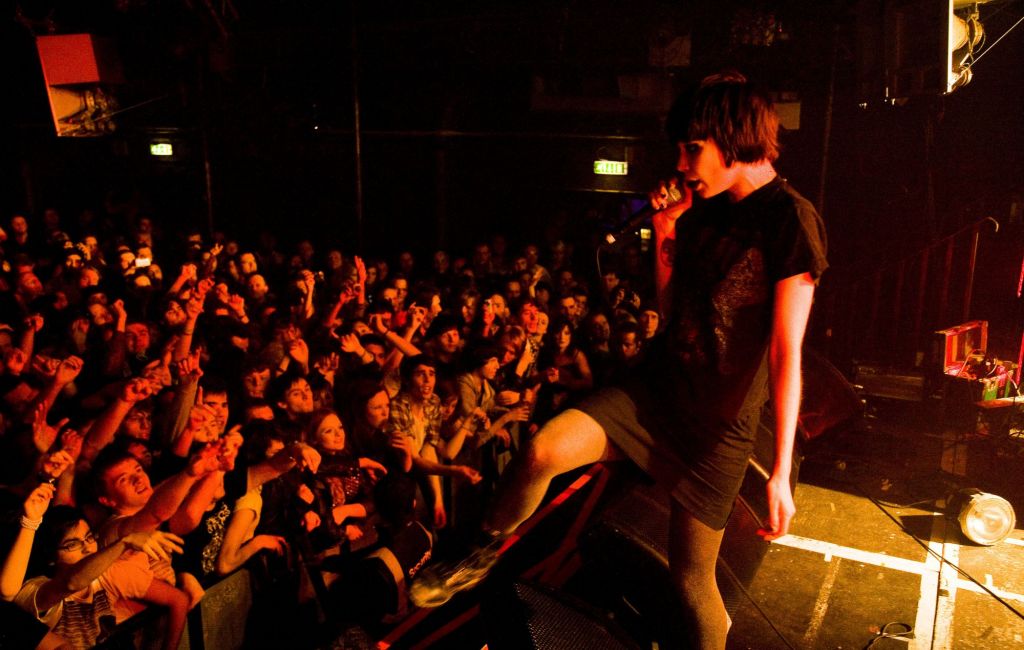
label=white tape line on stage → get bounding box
[770,534,1024,605]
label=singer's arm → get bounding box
[760,271,816,542]
[652,199,689,318]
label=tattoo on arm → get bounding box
[659,238,675,268]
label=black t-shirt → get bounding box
[666,177,828,428]
[176,461,250,581]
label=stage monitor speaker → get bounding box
[482,580,640,650]
[36,34,124,137]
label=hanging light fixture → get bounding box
[947,488,1016,545]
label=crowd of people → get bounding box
[0,204,663,648]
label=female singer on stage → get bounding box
[411,71,829,650]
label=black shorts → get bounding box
[576,377,759,530]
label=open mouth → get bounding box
[684,179,702,190]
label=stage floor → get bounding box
[728,399,1024,650]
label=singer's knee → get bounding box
[524,409,611,477]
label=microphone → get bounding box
[603,184,685,246]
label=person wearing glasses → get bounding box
[3,483,188,650]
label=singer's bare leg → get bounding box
[485,408,623,535]
[410,408,622,607]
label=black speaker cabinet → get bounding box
[482,580,640,650]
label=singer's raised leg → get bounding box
[409,408,621,607]
[485,408,623,535]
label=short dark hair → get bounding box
[31,505,89,577]
[268,370,307,406]
[666,71,780,165]
[90,446,139,502]
[400,354,436,384]
[199,375,229,397]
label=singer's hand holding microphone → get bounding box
[650,178,691,239]
[603,178,692,246]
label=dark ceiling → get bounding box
[7,0,1024,261]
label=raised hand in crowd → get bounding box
[54,355,84,386]
[111,298,128,325]
[313,352,340,386]
[69,316,90,351]
[338,333,362,355]
[141,355,174,393]
[196,277,215,299]
[60,428,84,463]
[24,313,44,333]
[23,481,56,520]
[227,293,248,320]
[407,303,428,332]
[176,349,204,385]
[201,426,244,472]
[188,439,231,477]
[31,404,66,454]
[181,263,198,283]
[179,388,218,450]
[354,255,367,285]
[300,270,316,295]
[39,449,75,482]
[122,529,186,564]
[265,441,322,478]
[29,354,59,380]
[0,483,55,601]
[287,338,309,371]
[123,376,155,404]
[3,346,28,376]
[369,313,389,336]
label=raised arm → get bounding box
[247,442,321,490]
[34,528,183,613]
[17,315,44,366]
[168,432,242,534]
[651,180,691,318]
[106,446,224,539]
[760,272,816,542]
[25,356,84,431]
[174,278,213,362]
[81,378,153,464]
[1,483,54,600]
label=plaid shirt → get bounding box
[389,391,442,453]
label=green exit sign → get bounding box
[594,160,628,176]
[150,143,174,157]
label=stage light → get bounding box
[947,8,984,92]
[948,488,1016,545]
